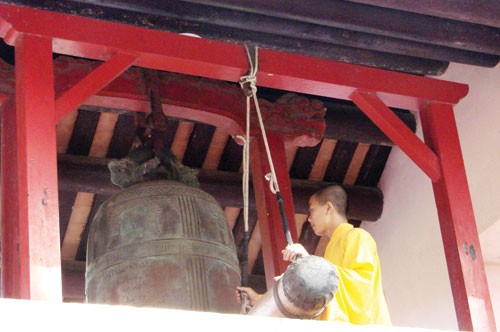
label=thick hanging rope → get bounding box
[239,45,294,247]
[237,45,295,314]
[239,46,281,195]
[234,98,251,314]
[235,45,255,313]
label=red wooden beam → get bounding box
[250,132,298,288]
[0,56,322,147]
[351,90,441,181]
[86,63,325,147]
[1,33,62,300]
[0,96,25,297]
[420,102,496,331]
[55,52,138,121]
[0,93,6,106]
[0,3,468,112]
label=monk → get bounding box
[237,184,391,325]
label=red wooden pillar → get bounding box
[250,132,298,289]
[420,103,496,332]
[1,33,62,300]
[351,90,496,331]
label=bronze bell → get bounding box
[85,180,241,313]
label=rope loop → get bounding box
[265,172,279,194]
[233,135,247,145]
[240,293,252,314]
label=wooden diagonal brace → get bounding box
[351,90,441,181]
[55,52,138,121]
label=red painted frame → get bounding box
[0,3,495,330]
[1,33,61,300]
[420,103,494,331]
[55,52,138,121]
[250,133,299,287]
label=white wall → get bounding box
[363,62,500,330]
[485,264,500,323]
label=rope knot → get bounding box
[239,45,259,97]
[239,74,257,97]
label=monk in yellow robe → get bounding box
[239,184,391,325]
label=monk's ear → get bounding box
[326,201,335,214]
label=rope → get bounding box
[236,45,257,315]
[239,46,281,195]
[239,45,293,247]
[237,44,296,314]
[234,91,252,315]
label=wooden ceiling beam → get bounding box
[182,0,500,56]
[347,0,500,29]
[324,103,415,146]
[33,0,500,71]
[0,3,469,112]
[62,0,489,70]
[57,154,384,221]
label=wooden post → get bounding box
[420,102,496,332]
[1,33,62,300]
[351,89,496,331]
[250,132,298,288]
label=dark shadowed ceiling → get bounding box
[0,0,498,302]
[2,0,499,75]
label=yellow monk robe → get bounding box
[319,223,391,325]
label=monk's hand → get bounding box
[282,243,309,261]
[236,286,260,307]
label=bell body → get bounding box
[86,180,241,313]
